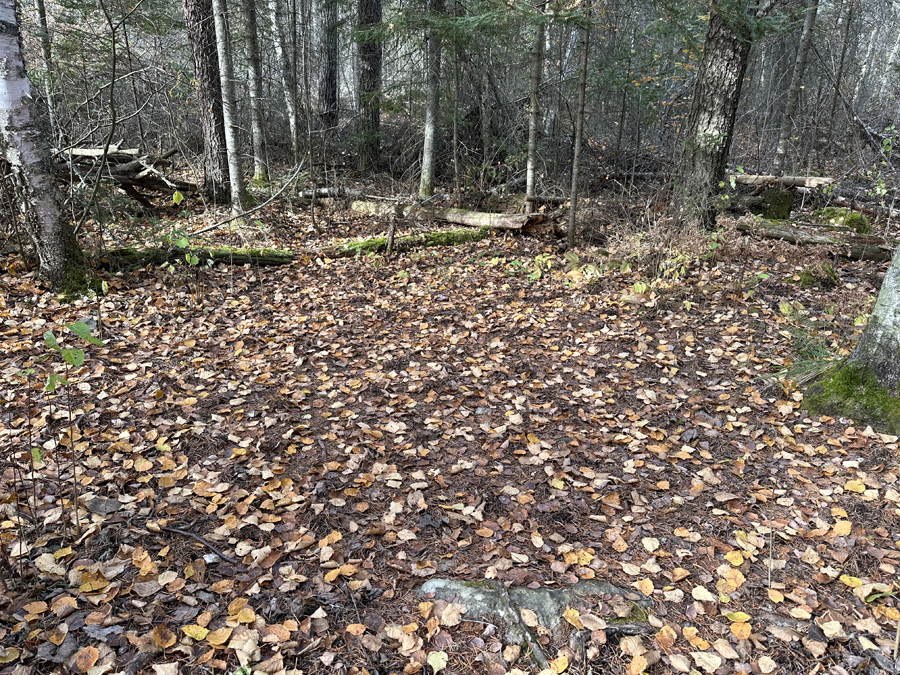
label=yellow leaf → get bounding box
[724,551,744,566]
[236,607,256,623]
[767,588,784,603]
[636,578,654,596]
[563,607,583,630]
[725,612,751,623]
[840,574,862,588]
[182,625,210,640]
[427,651,449,674]
[549,653,569,673]
[830,520,852,536]
[731,622,752,640]
[346,623,367,636]
[0,647,20,664]
[692,586,717,603]
[656,625,677,651]
[206,627,233,645]
[324,567,341,582]
[844,480,865,493]
[626,654,647,675]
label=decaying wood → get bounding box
[347,199,551,230]
[100,228,491,270]
[736,218,894,261]
[729,174,834,188]
[796,187,900,220]
[54,144,195,207]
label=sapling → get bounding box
[43,321,103,538]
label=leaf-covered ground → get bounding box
[1,205,899,675]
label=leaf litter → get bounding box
[0,208,899,675]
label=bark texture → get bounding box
[773,0,818,174]
[268,0,299,159]
[0,0,85,290]
[357,0,382,172]
[845,244,900,391]
[525,1,546,215]
[320,0,339,128]
[242,0,268,183]
[673,9,751,230]
[418,0,443,199]
[211,0,245,211]
[567,7,590,249]
[182,0,229,203]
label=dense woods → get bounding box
[5,0,900,673]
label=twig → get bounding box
[159,526,239,564]
[893,613,899,662]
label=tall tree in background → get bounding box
[211,0,245,212]
[1,0,85,290]
[567,4,591,249]
[182,0,229,202]
[357,0,382,172]
[673,6,752,230]
[269,0,299,160]
[242,0,269,184]
[320,0,339,129]
[525,1,546,214]
[773,0,818,173]
[418,0,444,199]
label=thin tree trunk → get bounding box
[525,0,547,214]
[773,0,819,174]
[824,0,853,152]
[567,5,590,249]
[1,0,85,290]
[121,23,146,148]
[452,0,460,206]
[320,0,339,129]
[211,0,245,212]
[357,0,382,172]
[182,0,229,203]
[242,0,268,184]
[418,0,443,199]
[269,0,300,161]
[33,0,58,146]
[673,9,752,230]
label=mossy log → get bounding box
[99,229,490,270]
[100,247,295,271]
[317,227,491,258]
[736,219,894,262]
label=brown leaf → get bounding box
[152,624,177,649]
[73,646,99,673]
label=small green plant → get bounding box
[528,253,553,281]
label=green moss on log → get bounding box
[759,189,793,220]
[100,246,294,271]
[813,207,872,234]
[806,365,900,434]
[799,262,840,289]
[329,227,491,258]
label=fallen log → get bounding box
[347,200,549,230]
[99,228,491,270]
[736,219,895,262]
[796,187,900,221]
[729,174,834,188]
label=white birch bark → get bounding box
[269,0,300,161]
[0,0,84,288]
[211,0,246,212]
[242,0,268,184]
[418,0,443,199]
[525,1,546,215]
[567,7,590,249]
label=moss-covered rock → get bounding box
[806,365,900,434]
[762,189,793,220]
[813,207,872,234]
[799,262,840,289]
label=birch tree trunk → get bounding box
[242,0,268,184]
[269,0,300,161]
[773,0,819,174]
[823,0,853,153]
[34,0,58,146]
[673,9,751,230]
[357,0,382,172]
[525,1,546,215]
[320,0,339,129]
[418,0,443,199]
[182,0,229,203]
[567,6,590,249]
[0,0,85,291]
[211,0,245,212]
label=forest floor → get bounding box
[1,196,900,675]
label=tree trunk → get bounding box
[0,0,85,291]
[823,0,853,153]
[567,5,590,250]
[211,0,246,212]
[320,0,339,129]
[845,247,900,390]
[673,9,752,230]
[182,0,229,203]
[268,0,300,161]
[773,0,819,174]
[357,0,382,172]
[525,1,546,215]
[33,0,58,146]
[418,0,443,199]
[242,0,268,184]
